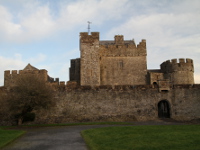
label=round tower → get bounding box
[161,58,194,84]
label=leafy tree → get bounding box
[0,89,11,125]
[7,74,55,125]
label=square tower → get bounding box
[80,32,100,86]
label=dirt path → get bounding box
[2,120,186,150]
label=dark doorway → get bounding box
[153,82,158,88]
[158,100,170,118]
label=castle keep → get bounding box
[69,32,194,88]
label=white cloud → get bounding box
[0,54,25,70]
[0,2,56,42]
[0,0,199,43]
[57,0,130,31]
[0,0,130,43]
[19,6,56,40]
[0,5,21,37]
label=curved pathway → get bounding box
[2,120,185,150]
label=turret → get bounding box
[160,58,194,84]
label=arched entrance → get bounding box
[158,100,170,118]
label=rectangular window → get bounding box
[119,61,123,69]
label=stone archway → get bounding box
[158,100,170,118]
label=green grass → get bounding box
[81,125,200,150]
[0,127,25,148]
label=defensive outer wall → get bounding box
[31,85,200,124]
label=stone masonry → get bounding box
[69,32,194,90]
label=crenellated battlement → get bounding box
[161,58,193,65]
[5,69,48,75]
[137,39,146,48]
[99,39,146,57]
[48,76,59,83]
[161,58,194,73]
[80,32,99,43]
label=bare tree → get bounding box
[7,74,55,125]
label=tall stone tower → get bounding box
[80,32,100,86]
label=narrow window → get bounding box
[119,61,123,69]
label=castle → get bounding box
[4,32,195,89]
[1,32,200,125]
[69,32,194,90]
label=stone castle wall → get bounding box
[31,85,200,124]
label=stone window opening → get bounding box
[119,61,123,69]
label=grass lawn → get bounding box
[0,127,25,148]
[81,125,200,150]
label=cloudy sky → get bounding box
[0,0,199,86]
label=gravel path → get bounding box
[2,120,186,150]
